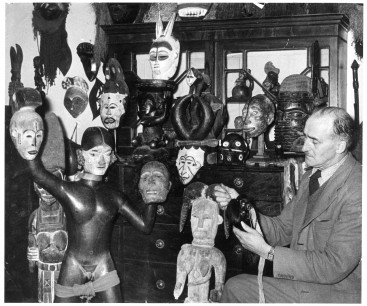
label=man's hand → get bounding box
[233,221,272,259]
[213,184,239,209]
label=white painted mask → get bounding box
[99,92,127,129]
[10,107,44,160]
[149,13,180,80]
[176,146,205,185]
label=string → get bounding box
[71,121,79,143]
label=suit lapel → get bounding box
[300,153,355,230]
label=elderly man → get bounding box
[214,107,361,303]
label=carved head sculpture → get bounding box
[10,108,44,161]
[138,161,172,204]
[76,127,116,176]
[176,140,218,185]
[99,58,129,130]
[62,76,89,119]
[218,133,249,165]
[239,94,275,138]
[34,168,64,205]
[186,67,211,96]
[149,13,180,80]
[275,74,315,152]
[180,182,223,247]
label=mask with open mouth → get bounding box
[139,161,172,204]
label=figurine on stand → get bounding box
[27,112,68,303]
[234,94,275,166]
[262,61,280,98]
[132,13,180,161]
[174,182,226,303]
[9,95,158,302]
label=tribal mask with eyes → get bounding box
[219,133,249,165]
[149,13,180,80]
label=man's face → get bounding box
[10,111,44,160]
[176,147,205,185]
[242,101,270,138]
[191,198,221,246]
[99,93,126,129]
[139,161,171,204]
[149,42,178,80]
[82,144,113,175]
[34,169,63,205]
[302,115,340,169]
[186,69,197,87]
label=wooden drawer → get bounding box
[122,260,185,303]
[195,166,283,202]
[122,223,192,264]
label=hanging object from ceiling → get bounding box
[177,3,212,20]
[32,3,72,86]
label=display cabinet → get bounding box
[103,13,349,153]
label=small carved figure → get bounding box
[28,168,67,303]
[262,61,280,97]
[174,182,226,303]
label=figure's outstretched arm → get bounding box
[118,193,157,234]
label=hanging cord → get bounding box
[71,121,79,143]
[246,209,266,303]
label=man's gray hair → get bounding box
[313,107,355,149]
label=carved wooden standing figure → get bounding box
[9,98,158,302]
[174,182,226,302]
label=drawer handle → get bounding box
[157,205,165,215]
[156,239,165,249]
[156,280,165,290]
[234,245,243,255]
[233,177,243,188]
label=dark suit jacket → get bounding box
[260,153,362,303]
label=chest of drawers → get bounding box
[109,160,283,302]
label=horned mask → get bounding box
[149,13,180,80]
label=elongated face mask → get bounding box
[149,13,180,80]
[10,108,44,160]
[176,147,205,185]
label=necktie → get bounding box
[309,169,322,195]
